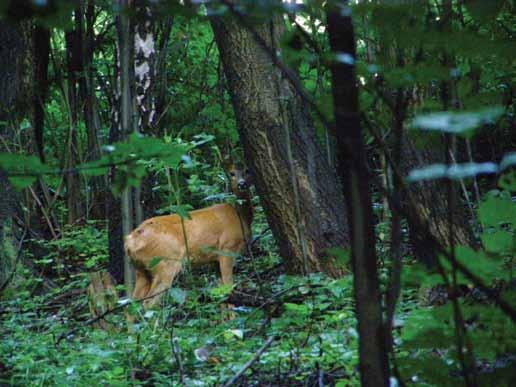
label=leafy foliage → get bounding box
[1,0,515,385]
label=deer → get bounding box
[124,159,253,310]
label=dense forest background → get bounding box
[0,0,515,386]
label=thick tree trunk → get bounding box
[0,20,33,122]
[0,21,29,292]
[210,11,349,276]
[401,133,478,266]
[327,3,390,386]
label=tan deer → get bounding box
[124,159,253,310]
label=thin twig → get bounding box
[222,336,275,387]
[56,285,171,344]
[0,229,27,294]
[363,116,516,322]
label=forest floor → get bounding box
[0,221,514,386]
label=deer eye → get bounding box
[230,172,235,177]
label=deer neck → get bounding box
[235,192,253,236]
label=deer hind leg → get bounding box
[133,268,151,301]
[218,255,236,319]
[143,258,183,310]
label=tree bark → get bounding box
[134,0,157,134]
[401,134,479,266]
[0,20,33,122]
[33,25,50,163]
[65,9,84,224]
[0,20,29,292]
[83,0,105,220]
[116,0,136,293]
[0,170,18,293]
[327,3,390,386]
[210,8,349,277]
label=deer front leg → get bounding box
[218,255,236,319]
[133,268,151,301]
[143,259,182,310]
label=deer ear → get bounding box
[222,155,233,169]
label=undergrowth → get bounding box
[1,191,515,386]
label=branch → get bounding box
[363,116,516,322]
[56,286,171,345]
[222,336,275,387]
[0,229,27,295]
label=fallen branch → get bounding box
[55,286,171,345]
[222,336,276,387]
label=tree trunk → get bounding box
[0,20,33,122]
[210,10,349,277]
[87,270,119,330]
[0,20,30,292]
[0,170,18,293]
[65,10,83,224]
[401,134,478,266]
[327,3,390,386]
[134,0,157,134]
[33,25,50,163]
[116,0,136,293]
[82,0,105,220]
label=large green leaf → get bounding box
[0,153,52,189]
[407,162,498,182]
[481,231,514,254]
[478,191,515,228]
[411,107,504,135]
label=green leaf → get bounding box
[170,204,193,220]
[499,152,516,171]
[200,247,240,258]
[498,170,516,191]
[407,162,498,182]
[478,191,516,228]
[149,257,164,269]
[450,246,507,283]
[481,231,514,254]
[411,107,503,135]
[80,159,109,177]
[284,302,310,317]
[168,288,186,305]
[402,306,454,350]
[209,284,233,298]
[325,247,351,266]
[9,176,38,190]
[0,153,52,189]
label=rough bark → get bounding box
[0,20,33,122]
[401,133,479,266]
[87,270,119,330]
[327,3,390,386]
[0,21,28,291]
[210,10,349,277]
